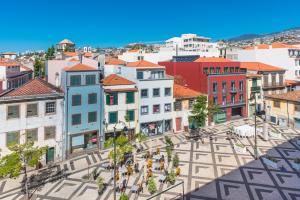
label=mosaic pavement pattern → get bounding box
[1,119,300,200]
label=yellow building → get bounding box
[265,91,300,129]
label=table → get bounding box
[153,155,161,162]
[159,175,166,182]
[131,185,139,193]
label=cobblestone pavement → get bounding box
[1,118,300,200]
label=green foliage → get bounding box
[103,137,113,149]
[119,194,129,200]
[96,176,105,191]
[191,96,208,127]
[166,146,172,163]
[167,170,176,185]
[173,154,179,167]
[147,177,157,194]
[0,142,47,179]
[164,136,174,148]
[45,45,55,60]
[135,133,148,142]
[33,58,45,78]
[107,134,133,164]
[64,45,74,52]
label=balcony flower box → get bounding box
[291,158,300,171]
[262,156,278,169]
[234,143,246,153]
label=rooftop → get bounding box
[173,83,203,99]
[0,59,20,67]
[59,39,74,45]
[126,60,164,69]
[103,74,135,86]
[105,58,126,65]
[194,57,234,62]
[244,42,299,50]
[240,62,285,72]
[0,78,63,98]
[1,52,17,55]
[265,90,300,103]
[64,63,96,71]
[63,52,78,57]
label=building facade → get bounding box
[0,79,64,163]
[160,57,247,124]
[265,91,300,129]
[61,63,104,156]
[103,74,138,140]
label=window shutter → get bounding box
[113,93,118,105]
[106,94,110,105]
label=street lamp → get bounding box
[113,121,128,200]
[250,92,258,160]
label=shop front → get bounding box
[104,128,136,141]
[70,131,98,153]
[140,119,172,136]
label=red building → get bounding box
[159,56,247,123]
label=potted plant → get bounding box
[147,177,157,194]
[291,158,300,171]
[81,174,90,182]
[173,154,179,168]
[166,146,172,163]
[164,136,174,149]
[97,176,106,195]
[233,143,246,153]
[167,170,176,185]
[119,194,129,200]
[262,155,278,169]
[92,168,99,180]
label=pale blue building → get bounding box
[61,63,104,156]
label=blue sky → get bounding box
[1,0,300,52]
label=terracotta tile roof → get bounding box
[265,91,300,103]
[173,83,204,99]
[64,52,78,57]
[105,58,126,65]
[0,60,20,67]
[240,62,285,72]
[126,60,163,68]
[103,74,135,86]
[243,42,299,50]
[128,49,139,52]
[59,39,74,44]
[20,65,33,72]
[0,78,63,98]
[194,57,233,62]
[84,52,92,57]
[271,42,298,49]
[64,63,96,71]
[69,58,79,62]
[285,79,300,86]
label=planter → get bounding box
[262,157,278,169]
[233,143,246,153]
[291,162,300,171]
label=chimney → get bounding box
[55,72,60,87]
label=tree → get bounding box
[191,96,208,127]
[45,46,55,60]
[106,134,133,164]
[33,58,45,78]
[0,142,47,199]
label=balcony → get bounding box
[262,83,285,89]
[230,88,237,93]
[220,100,246,108]
[251,86,261,93]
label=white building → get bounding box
[116,60,174,136]
[103,74,138,139]
[0,52,17,60]
[0,78,64,163]
[118,34,219,64]
[237,42,300,81]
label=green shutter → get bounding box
[127,110,134,121]
[106,94,110,105]
[113,93,118,105]
[109,112,118,124]
[126,92,134,104]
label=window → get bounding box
[26,128,38,142]
[164,103,171,112]
[141,89,148,98]
[141,106,149,115]
[230,67,234,73]
[137,71,143,79]
[70,75,81,86]
[224,67,229,73]
[231,94,235,104]
[153,88,160,97]
[188,99,194,109]
[164,88,171,96]
[203,68,208,74]
[106,93,118,105]
[7,105,19,119]
[252,78,257,87]
[88,93,97,104]
[212,82,218,93]
[222,81,226,93]
[215,67,221,74]
[153,104,160,113]
[44,126,56,140]
[239,94,244,102]
[174,101,182,111]
[271,74,276,86]
[213,96,218,105]
[26,103,38,117]
[6,131,19,146]
[72,114,81,125]
[109,112,118,124]
[45,102,56,114]
[279,74,283,85]
[274,101,280,108]
[72,94,81,106]
[263,75,268,86]
[231,81,236,91]
[210,67,215,74]
[239,81,244,91]
[222,96,227,106]
[88,111,97,123]
[126,92,134,104]
[295,104,300,112]
[235,67,239,72]
[86,74,96,85]
[126,110,135,121]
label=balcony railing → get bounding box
[220,100,246,107]
[262,83,285,89]
[230,88,237,93]
[251,86,261,93]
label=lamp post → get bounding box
[250,92,258,160]
[113,121,128,200]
